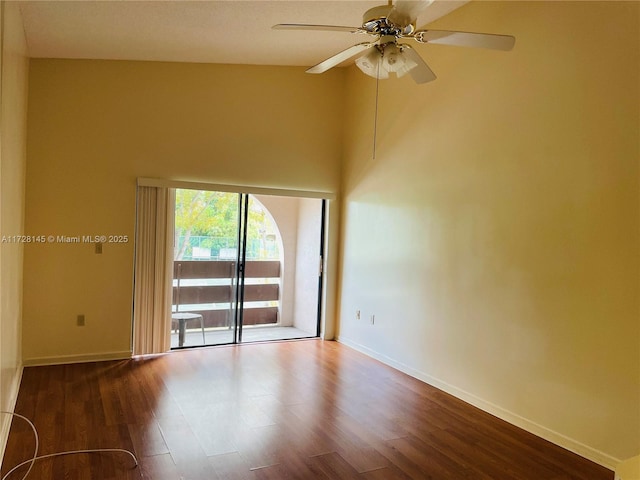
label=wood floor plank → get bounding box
[380,434,470,479]
[296,414,390,473]
[208,452,257,480]
[156,415,209,465]
[1,340,614,480]
[307,451,363,480]
[252,453,333,480]
[127,421,170,458]
[361,465,413,480]
[137,453,181,480]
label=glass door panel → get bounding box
[172,189,241,348]
[240,195,323,343]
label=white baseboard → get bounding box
[0,362,24,462]
[336,335,619,471]
[23,350,132,367]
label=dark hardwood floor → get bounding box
[2,340,613,479]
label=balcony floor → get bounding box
[170,325,316,348]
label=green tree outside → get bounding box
[174,189,279,260]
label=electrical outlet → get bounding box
[77,314,85,326]
[356,310,361,320]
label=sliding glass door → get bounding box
[170,189,324,349]
[171,190,243,347]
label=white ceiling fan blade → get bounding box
[306,43,376,74]
[387,0,434,29]
[415,29,515,51]
[401,45,437,84]
[272,24,365,34]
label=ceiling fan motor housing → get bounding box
[362,5,415,36]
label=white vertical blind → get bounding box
[132,186,175,355]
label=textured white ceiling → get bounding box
[19,1,468,67]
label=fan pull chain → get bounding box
[373,56,381,159]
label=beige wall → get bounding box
[337,0,638,468]
[253,194,299,328]
[0,0,29,452]
[253,194,323,335]
[293,197,323,334]
[615,454,640,480]
[23,59,344,364]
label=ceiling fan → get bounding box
[273,0,515,84]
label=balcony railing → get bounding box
[173,260,281,328]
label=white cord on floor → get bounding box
[0,411,138,480]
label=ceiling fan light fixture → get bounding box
[356,43,417,80]
[355,48,386,78]
[382,44,417,78]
